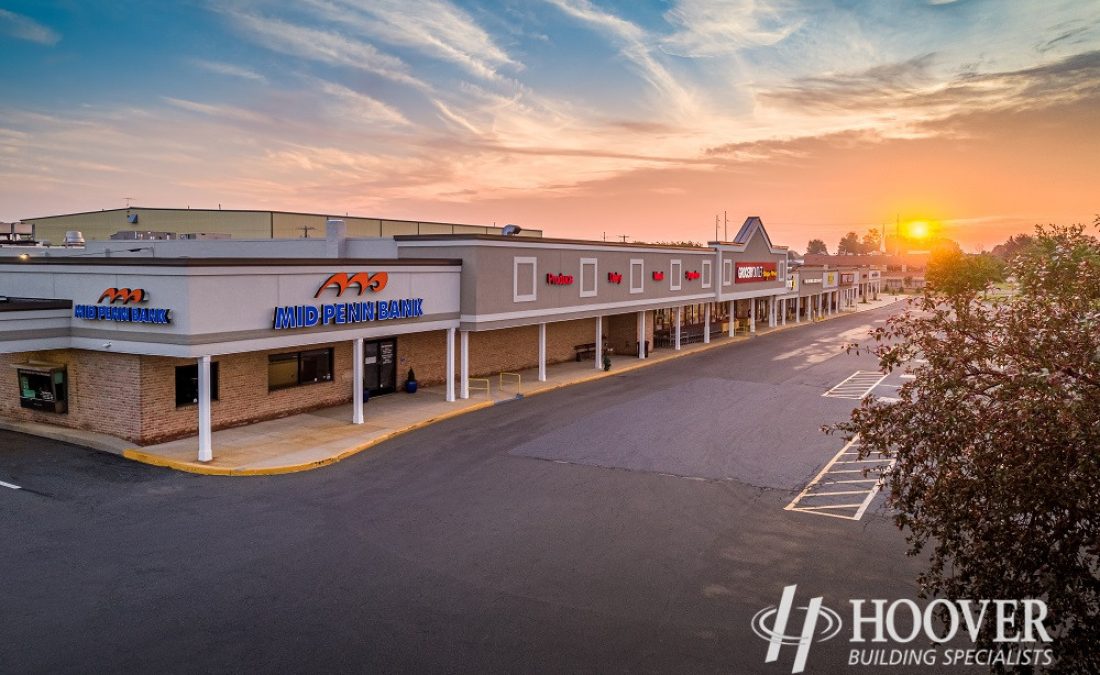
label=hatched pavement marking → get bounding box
[822,371,888,400]
[785,436,896,521]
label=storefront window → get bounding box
[18,368,67,413]
[175,363,220,407]
[299,348,333,384]
[268,348,334,391]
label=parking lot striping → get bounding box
[785,435,896,521]
[822,371,889,400]
[1,480,21,490]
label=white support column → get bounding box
[538,322,547,382]
[674,306,682,351]
[352,339,364,425]
[749,298,756,333]
[796,296,801,324]
[637,310,646,359]
[781,298,787,326]
[594,316,603,370]
[460,330,470,399]
[703,303,711,344]
[445,327,456,402]
[197,354,212,462]
[769,296,776,327]
[728,301,735,337]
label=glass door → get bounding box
[363,338,397,395]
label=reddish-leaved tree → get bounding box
[835,221,1100,673]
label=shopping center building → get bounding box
[0,214,879,462]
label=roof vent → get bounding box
[502,224,522,236]
[63,231,85,246]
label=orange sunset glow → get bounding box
[1,1,1098,251]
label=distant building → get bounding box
[20,207,544,245]
[803,252,929,292]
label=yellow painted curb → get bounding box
[121,300,900,476]
[122,399,496,476]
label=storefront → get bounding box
[1,215,800,462]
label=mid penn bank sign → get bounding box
[753,585,1053,673]
[273,272,424,331]
[73,288,172,325]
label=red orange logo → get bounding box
[98,288,146,304]
[315,272,389,298]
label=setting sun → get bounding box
[907,221,932,240]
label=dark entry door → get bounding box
[363,338,397,395]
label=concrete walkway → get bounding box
[8,295,902,475]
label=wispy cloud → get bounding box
[162,97,270,125]
[224,9,427,90]
[544,0,699,116]
[0,8,60,45]
[659,0,802,57]
[191,59,268,83]
[312,79,412,127]
[302,0,520,81]
[759,49,1100,119]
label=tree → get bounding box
[925,249,1005,296]
[991,233,1036,261]
[835,221,1100,672]
[806,239,828,255]
[861,228,882,254]
[837,231,861,254]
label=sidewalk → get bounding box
[10,295,901,476]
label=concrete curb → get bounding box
[9,298,901,477]
[121,400,497,476]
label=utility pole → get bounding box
[724,210,729,241]
[300,225,316,238]
[715,215,719,241]
[123,197,134,208]
[618,234,629,243]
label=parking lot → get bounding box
[1,302,929,674]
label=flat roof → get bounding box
[0,257,462,267]
[394,233,712,251]
[20,207,538,233]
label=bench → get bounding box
[574,342,598,361]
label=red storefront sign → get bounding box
[840,273,855,285]
[735,262,778,283]
[652,271,665,281]
[546,273,574,286]
[685,271,701,281]
[607,272,623,284]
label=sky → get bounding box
[1,0,1098,252]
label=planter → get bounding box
[405,380,418,394]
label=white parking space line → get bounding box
[1,480,22,490]
[785,436,896,521]
[823,371,888,400]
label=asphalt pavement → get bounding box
[1,302,952,674]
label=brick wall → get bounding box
[0,349,143,442]
[2,316,647,446]
[397,330,449,386]
[137,342,355,445]
[607,310,655,357]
